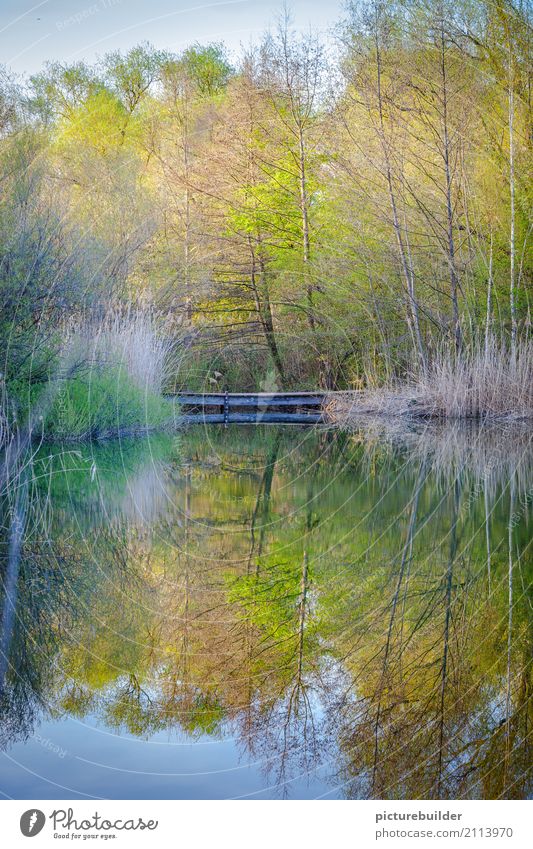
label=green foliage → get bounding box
[38,368,172,440]
[0,131,106,392]
[103,42,168,112]
[1,0,532,417]
[54,89,130,153]
[29,60,100,121]
[179,43,233,96]
[182,695,225,737]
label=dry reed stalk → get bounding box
[63,308,175,394]
[328,338,533,422]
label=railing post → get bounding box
[224,391,229,426]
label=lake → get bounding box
[0,421,531,799]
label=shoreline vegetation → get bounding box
[0,0,532,446]
[1,311,178,447]
[327,338,533,424]
[2,327,533,448]
[41,310,176,441]
[1,314,531,448]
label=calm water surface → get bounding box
[0,422,532,799]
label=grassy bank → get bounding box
[327,340,533,423]
[2,310,176,445]
[34,369,174,441]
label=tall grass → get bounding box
[328,337,533,420]
[415,338,533,418]
[12,309,178,442]
[36,309,176,440]
[65,308,174,395]
[0,376,9,449]
[1,309,178,448]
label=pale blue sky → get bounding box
[0,0,345,76]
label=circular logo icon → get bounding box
[20,810,46,837]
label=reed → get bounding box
[415,337,533,419]
[65,308,174,395]
[329,338,533,422]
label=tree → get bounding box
[258,14,326,332]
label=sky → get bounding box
[0,0,345,77]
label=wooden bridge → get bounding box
[173,391,326,425]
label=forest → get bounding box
[0,0,532,442]
[0,0,531,803]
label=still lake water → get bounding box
[0,421,531,800]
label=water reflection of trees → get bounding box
[0,424,531,798]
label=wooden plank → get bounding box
[173,391,325,397]
[172,394,223,405]
[177,412,323,425]
[174,393,324,407]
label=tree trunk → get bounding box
[373,20,426,372]
[485,230,494,357]
[439,16,462,354]
[298,125,315,332]
[509,44,517,350]
[248,237,285,385]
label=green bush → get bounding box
[38,368,173,440]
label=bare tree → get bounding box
[259,12,325,330]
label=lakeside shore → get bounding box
[326,342,533,424]
[326,389,533,425]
